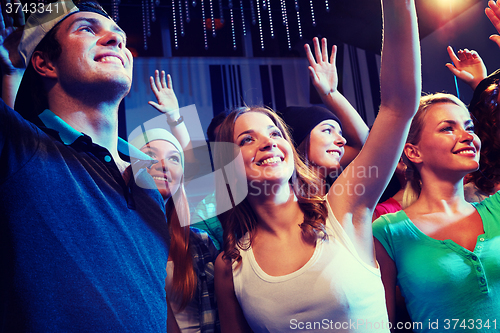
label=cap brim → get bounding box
[14,62,48,121]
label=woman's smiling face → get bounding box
[410,102,481,177]
[307,119,346,176]
[233,111,295,186]
[141,140,183,200]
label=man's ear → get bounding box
[404,143,422,164]
[32,51,57,79]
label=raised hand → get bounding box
[304,37,338,96]
[486,0,500,49]
[445,46,487,90]
[0,0,26,107]
[148,70,180,120]
[0,0,25,74]
[304,36,369,168]
[148,70,193,154]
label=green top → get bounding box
[191,192,223,250]
[373,191,500,332]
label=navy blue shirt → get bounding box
[0,102,169,332]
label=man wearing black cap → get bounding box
[0,1,169,331]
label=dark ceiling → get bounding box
[99,0,481,58]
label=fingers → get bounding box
[447,46,459,64]
[307,66,319,83]
[459,49,478,61]
[321,38,328,63]
[160,70,167,88]
[148,101,162,112]
[445,63,460,76]
[486,1,500,33]
[313,37,322,64]
[152,69,171,90]
[448,46,482,65]
[307,37,336,65]
[330,44,337,66]
[166,73,172,90]
[154,69,162,89]
[445,63,474,83]
[489,34,500,50]
[304,43,316,67]
[149,76,158,93]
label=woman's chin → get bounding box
[159,188,172,201]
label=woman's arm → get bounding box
[328,0,421,263]
[214,253,253,333]
[304,37,369,168]
[148,70,196,163]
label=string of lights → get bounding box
[127,0,323,51]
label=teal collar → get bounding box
[39,109,83,145]
[38,109,154,162]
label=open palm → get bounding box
[148,70,180,117]
[304,37,338,96]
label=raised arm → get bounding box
[445,46,487,90]
[0,0,25,108]
[149,70,195,162]
[327,0,421,264]
[486,0,500,49]
[304,37,369,168]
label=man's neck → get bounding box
[49,95,122,158]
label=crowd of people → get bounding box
[1,0,499,332]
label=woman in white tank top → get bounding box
[213,0,421,332]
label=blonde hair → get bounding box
[402,93,468,208]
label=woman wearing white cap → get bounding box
[131,71,219,333]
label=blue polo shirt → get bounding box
[0,101,169,332]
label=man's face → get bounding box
[52,11,133,95]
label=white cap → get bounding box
[18,1,79,67]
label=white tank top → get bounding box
[233,202,390,333]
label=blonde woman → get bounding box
[373,93,500,332]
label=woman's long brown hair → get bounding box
[166,181,196,311]
[214,106,329,265]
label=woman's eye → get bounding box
[440,126,453,132]
[146,152,156,158]
[466,126,475,132]
[169,156,180,163]
[323,128,331,134]
[271,130,282,138]
[239,136,253,146]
